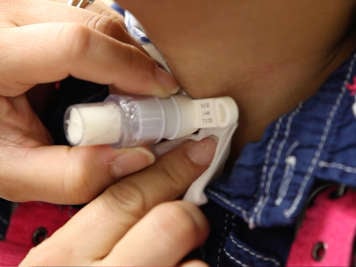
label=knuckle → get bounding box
[63,151,98,203]
[150,202,201,244]
[86,15,112,34]
[69,180,96,204]
[87,14,125,39]
[96,8,123,22]
[123,44,155,77]
[100,180,147,219]
[122,45,139,68]
[156,155,197,192]
[58,23,92,60]
[67,182,94,204]
[129,48,156,84]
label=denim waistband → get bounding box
[207,53,356,228]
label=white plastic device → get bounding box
[64,94,238,148]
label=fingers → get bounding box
[21,202,209,267]
[0,23,177,97]
[7,0,133,43]
[102,201,209,266]
[28,138,216,263]
[179,260,210,267]
[0,0,178,96]
[0,145,155,204]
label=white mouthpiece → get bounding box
[64,102,122,146]
[64,95,238,148]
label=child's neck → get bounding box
[229,34,356,159]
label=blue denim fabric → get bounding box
[201,201,295,267]
[202,53,356,266]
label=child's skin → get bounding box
[119,0,356,156]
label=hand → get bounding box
[0,0,178,203]
[20,138,217,266]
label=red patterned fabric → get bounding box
[0,202,77,265]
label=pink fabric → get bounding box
[347,76,356,95]
[287,188,356,267]
[0,202,76,265]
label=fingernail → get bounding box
[186,137,217,166]
[110,147,155,178]
[154,65,179,96]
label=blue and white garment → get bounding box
[117,4,356,266]
[123,10,170,72]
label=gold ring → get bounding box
[67,0,95,8]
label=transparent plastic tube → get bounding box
[64,94,238,148]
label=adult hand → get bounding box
[0,0,178,203]
[20,138,216,266]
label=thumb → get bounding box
[0,145,155,204]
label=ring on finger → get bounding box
[67,0,95,8]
